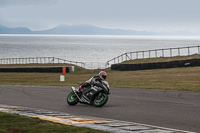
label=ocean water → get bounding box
[0,34,200,68]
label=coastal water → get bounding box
[0,35,200,68]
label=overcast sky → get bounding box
[0,0,200,32]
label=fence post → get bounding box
[126,53,131,60]
[142,51,144,59]
[178,48,180,56]
[155,50,157,58]
[136,52,138,59]
[149,51,151,58]
[162,49,164,57]
[170,48,172,57]
[130,52,132,59]
[188,47,190,55]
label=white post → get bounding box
[60,75,65,82]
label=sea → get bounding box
[0,34,200,69]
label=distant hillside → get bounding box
[0,24,158,35]
[33,24,157,35]
[0,24,198,35]
[0,24,32,34]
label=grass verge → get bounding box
[0,112,108,133]
[0,66,200,91]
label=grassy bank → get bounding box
[0,66,200,91]
[108,67,200,91]
[0,112,108,133]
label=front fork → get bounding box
[71,87,81,101]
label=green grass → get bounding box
[0,66,200,91]
[0,55,200,92]
[0,112,108,133]
[107,67,200,91]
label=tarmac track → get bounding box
[0,85,199,132]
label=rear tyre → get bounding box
[67,91,79,105]
[93,92,108,107]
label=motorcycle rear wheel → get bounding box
[93,92,108,107]
[67,91,79,105]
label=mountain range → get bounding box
[0,24,159,35]
[0,24,198,35]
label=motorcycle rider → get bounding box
[74,71,107,92]
[69,71,109,106]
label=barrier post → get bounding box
[62,67,66,73]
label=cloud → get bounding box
[0,0,57,7]
[1,0,200,32]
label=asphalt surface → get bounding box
[0,85,199,132]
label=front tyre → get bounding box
[67,91,79,105]
[93,92,108,107]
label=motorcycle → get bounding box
[67,81,110,107]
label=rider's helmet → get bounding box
[99,71,107,80]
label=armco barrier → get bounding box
[0,66,74,73]
[111,59,200,71]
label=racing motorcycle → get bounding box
[67,81,110,107]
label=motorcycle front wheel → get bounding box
[93,92,108,107]
[67,91,79,105]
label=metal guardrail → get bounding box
[1,46,200,70]
[106,45,200,68]
[83,62,107,70]
[0,57,107,70]
[0,57,85,68]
